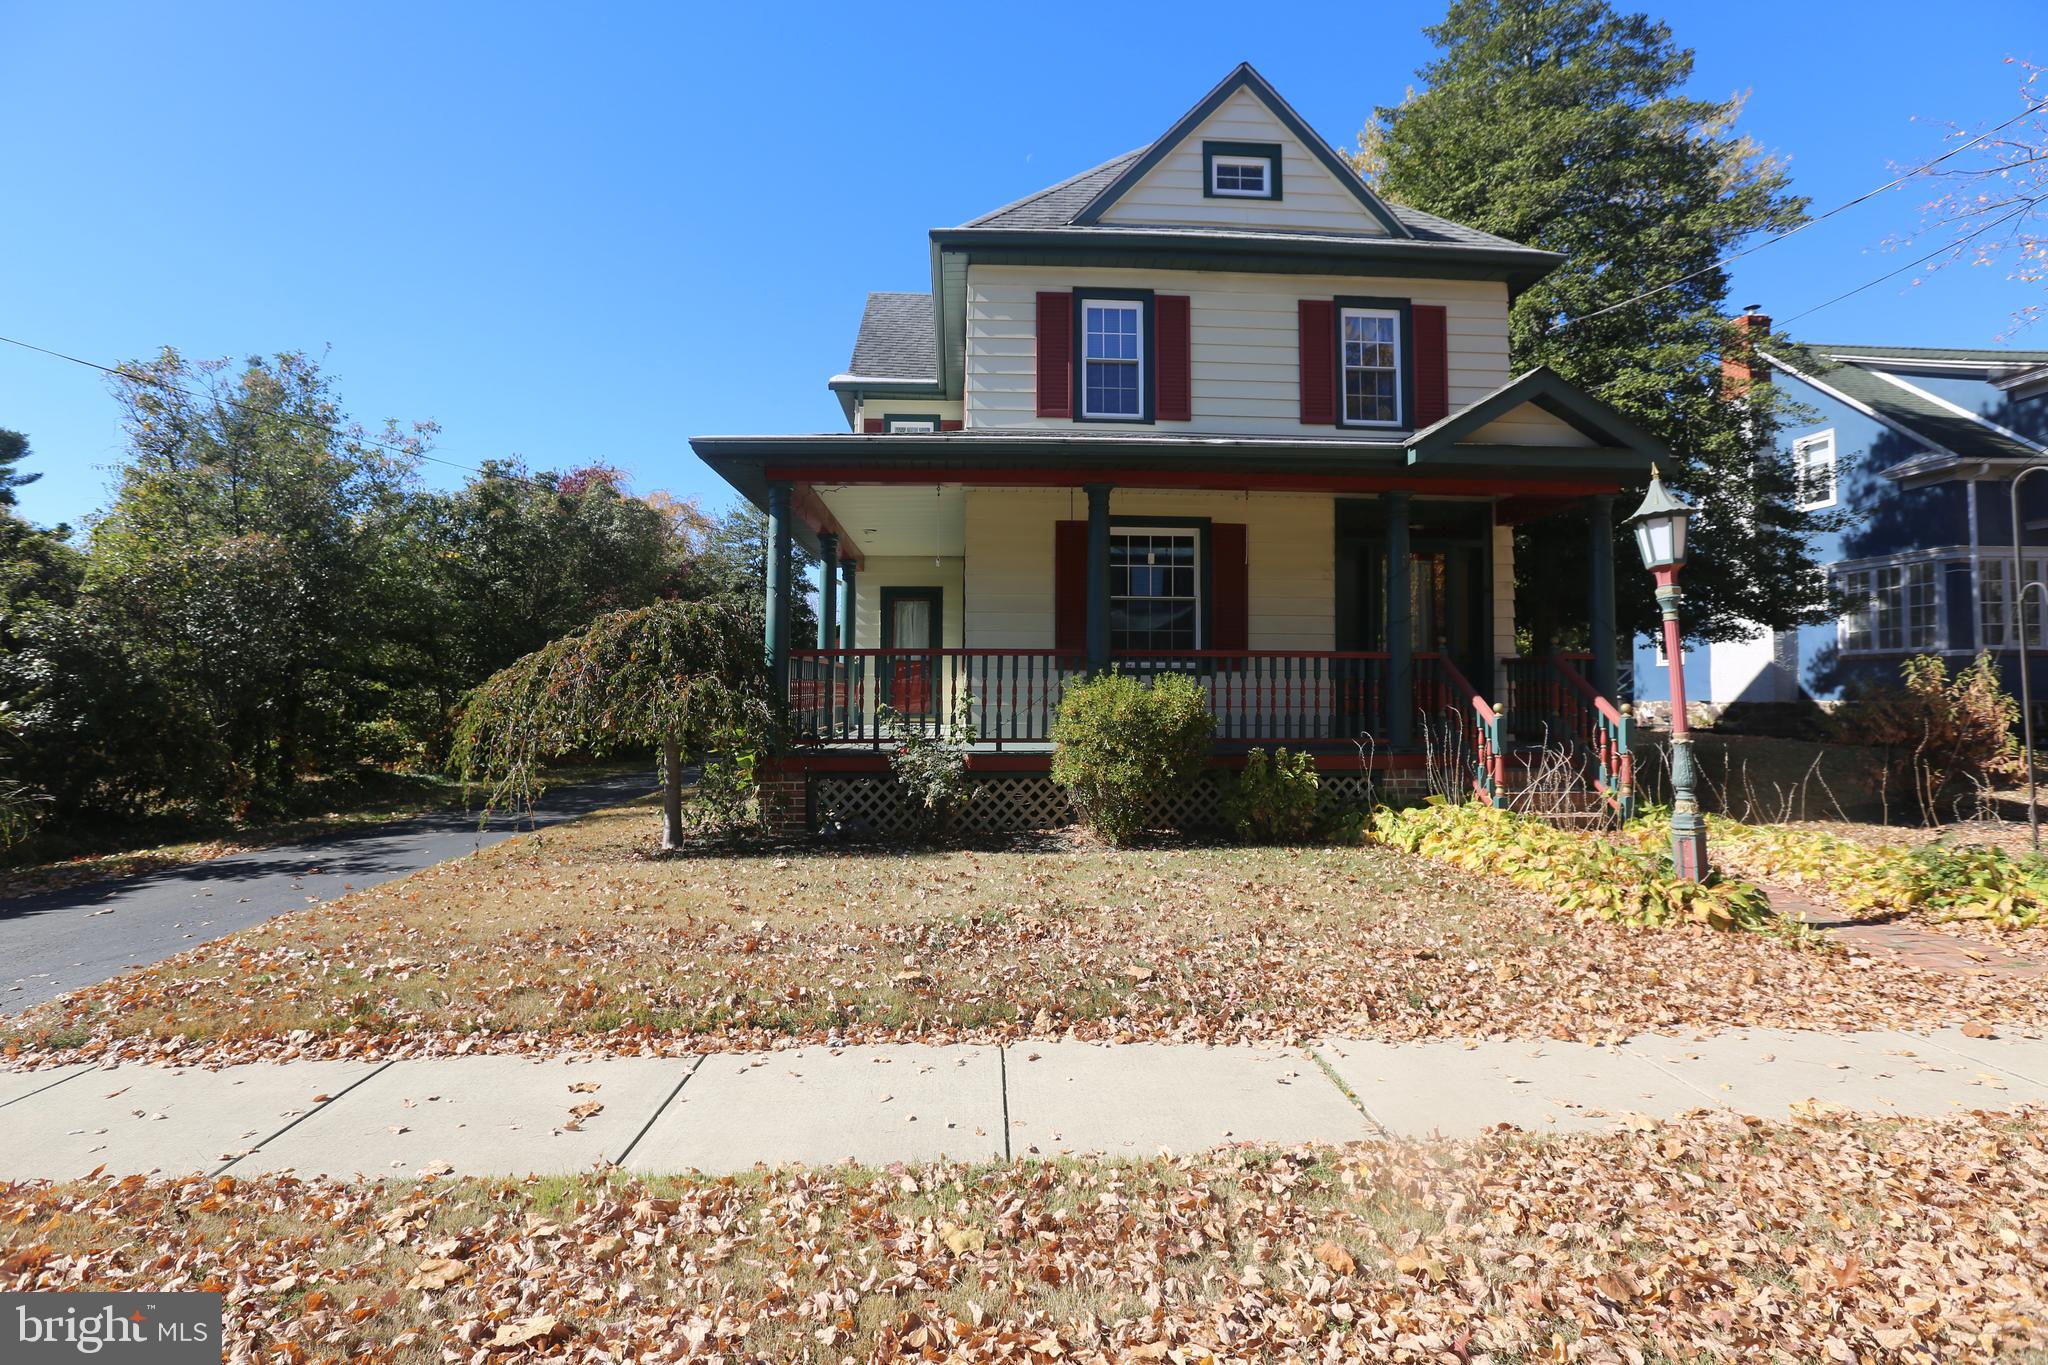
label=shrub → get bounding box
[879,690,977,836]
[1050,671,1214,844]
[1222,746,1321,842]
[1656,815,2048,930]
[1374,800,1771,931]
[1831,652,2018,823]
[687,725,763,840]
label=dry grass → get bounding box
[6,1111,2047,1362]
[10,798,2048,1067]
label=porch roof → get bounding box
[691,427,1648,554]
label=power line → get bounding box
[0,330,551,491]
[1777,199,2038,326]
[1550,96,2048,333]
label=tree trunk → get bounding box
[660,738,685,850]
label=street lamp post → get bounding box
[2010,464,2048,851]
[1629,467,1707,881]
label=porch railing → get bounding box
[1414,652,1507,806]
[789,648,1395,747]
[1499,652,1634,818]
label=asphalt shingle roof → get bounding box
[961,151,1537,253]
[846,292,937,382]
[1789,344,2047,464]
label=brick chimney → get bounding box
[1722,305,1771,399]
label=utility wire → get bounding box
[1777,199,2038,325]
[1550,96,2048,332]
[0,330,551,491]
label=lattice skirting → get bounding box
[810,770,1399,835]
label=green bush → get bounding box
[1222,746,1321,842]
[1050,671,1214,844]
[880,690,978,836]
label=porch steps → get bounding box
[1497,745,1611,826]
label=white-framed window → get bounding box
[1210,155,1272,197]
[1793,429,1838,510]
[1979,556,2048,648]
[1109,527,1200,652]
[1080,298,1144,420]
[1840,560,1939,652]
[884,417,937,433]
[1340,307,1402,427]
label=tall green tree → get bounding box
[1359,0,1835,646]
[0,429,43,508]
[88,348,432,810]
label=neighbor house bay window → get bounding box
[1081,299,1143,419]
[1109,528,1200,652]
[1840,560,1939,652]
[1979,557,2048,648]
[1340,307,1401,426]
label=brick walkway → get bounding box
[1764,883,2048,979]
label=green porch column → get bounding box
[1588,494,1617,698]
[838,558,856,648]
[1085,483,1113,672]
[1386,491,1413,749]
[816,532,839,650]
[764,481,791,700]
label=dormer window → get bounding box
[1202,140,1282,200]
[885,415,938,433]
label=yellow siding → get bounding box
[960,489,1334,650]
[1095,88,1389,236]
[852,398,964,430]
[1491,521,1517,701]
[1469,404,1596,447]
[852,557,964,649]
[966,265,1511,434]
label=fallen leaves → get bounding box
[12,806,2048,1071]
[6,1109,2048,1360]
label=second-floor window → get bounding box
[1082,299,1144,420]
[1210,155,1270,197]
[1793,430,1837,509]
[1341,307,1402,427]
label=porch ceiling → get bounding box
[815,484,967,560]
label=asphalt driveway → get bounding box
[0,774,657,1014]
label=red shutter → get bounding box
[1155,294,1191,421]
[1298,300,1335,425]
[862,418,884,433]
[939,418,963,431]
[1035,292,1073,418]
[1053,520,1087,652]
[1412,304,1449,428]
[1210,523,1248,650]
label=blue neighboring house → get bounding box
[1631,316,2048,713]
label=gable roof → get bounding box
[943,64,1559,289]
[1068,64,1409,236]
[1766,342,2047,467]
[1406,368,1666,469]
[842,292,938,384]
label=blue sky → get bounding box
[3,1,2041,531]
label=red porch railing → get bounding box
[790,649,1401,747]
[1414,652,1508,804]
[1500,651,1635,817]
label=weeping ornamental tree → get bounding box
[451,601,775,848]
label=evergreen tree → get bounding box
[1359,0,1838,647]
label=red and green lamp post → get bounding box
[1629,466,1707,881]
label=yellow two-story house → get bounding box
[692,63,1655,832]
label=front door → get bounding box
[880,587,940,719]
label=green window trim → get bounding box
[1072,288,1157,425]
[1201,140,1283,201]
[878,586,943,649]
[1332,295,1415,432]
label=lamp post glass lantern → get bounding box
[1629,467,1708,881]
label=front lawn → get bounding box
[4,1110,2043,1361]
[10,799,2043,1066]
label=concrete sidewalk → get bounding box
[1,1027,2042,1181]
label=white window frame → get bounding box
[1079,298,1145,422]
[1338,306,1403,429]
[884,417,937,434]
[1209,154,1273,198]
[1838,558,1942,653]
[1793,429,1837,510]
[1108,525,1202,652]
[1980,556,2048,649]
